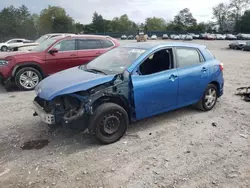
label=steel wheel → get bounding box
[101,112,122,136]
[89,103,128,144]
[204,88,217,109]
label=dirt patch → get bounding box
[21,139,49,150]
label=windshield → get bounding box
[32,38,57,52]
[81,47,146,74]
[35,35,50,43]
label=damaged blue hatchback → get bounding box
[33,42,224,144]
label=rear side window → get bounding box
[176,48,201,68]
[101,40,114,48]
[78,39,103,50]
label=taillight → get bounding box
[219,63,224,71]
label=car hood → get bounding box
[36,67,116,100]
[0,51,43,59]
[0,51,30,59]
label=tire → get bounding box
[15,67,42,91]
[1,46,8,51]
[196,84,218,111]
[88,103,129,144]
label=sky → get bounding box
[0,0,229,24]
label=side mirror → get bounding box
[48,48,58,54]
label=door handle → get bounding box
[96,52,101,55]
[70,54,77,56]
[201,67,208,72]
[169,74,178,81]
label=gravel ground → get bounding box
[0,40,250,188]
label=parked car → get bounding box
[170,35,180,40]
[35,33,75,44]
[226,34,237,40]
[184,35,193,40]
[33,42,224,144]
[236,33,250,40]
[229,41,246,49]
[205,34,216,40]
[0,38,32,51]
[7,33,75,52]
[0,35,119,91]
[127,35,134,40]
[121,35,127,40]
[151,35,157,40]
[8,43,41,52]
[162,34,169,39]
[242,41,250,51]
[189,34,199,39]
[215,34,226,40]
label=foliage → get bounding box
[0,3,250,41]
[39,6,75,34]
[145,17,167,31]
[213,0,250,32]
[174,8,197,28]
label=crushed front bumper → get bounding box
[33,101,55,124]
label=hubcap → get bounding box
[205,88,216,108]
[19,71,39,89]
[101,113,121,135]
[2,46,7,51]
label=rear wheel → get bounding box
[196,84,218,111]
[15,67,42,91]
[88,103,128,144]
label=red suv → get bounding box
[0,35,119,90]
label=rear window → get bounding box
[206,49,215,58]
[101,40,114,48]
[176,48,201,68]
[78,39,103,50]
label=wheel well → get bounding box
[13,64,44,78]
[210,81,220,95]
[92,96,130,119]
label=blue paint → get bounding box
[35,66,115,100]
[131,69,179,120]
[35,42,224,122]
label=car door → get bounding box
[77,39,104,65]
[175,47,210,108]
[7,39,24,48]
[131,48,179,120]
[46,39,78,74]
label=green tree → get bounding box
[237,10,250,32]
[174,8,197,28]
[39,6,75,34]
[213,3,230,32]
[110,14,137,33]
[145,17,166,31]
[92,12,105,33]
[229,0,250,21]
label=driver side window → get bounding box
[54,39,76,52]
[138,48,173,75]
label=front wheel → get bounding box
[196,84,218,111]
[1,46,8,51]
[15,67,42,91]
[88,103,128,144]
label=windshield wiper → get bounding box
[85,68,107,75]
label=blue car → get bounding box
[33,42,224,144]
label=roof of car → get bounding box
[62,34,113,40]
[122,42,206,50]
